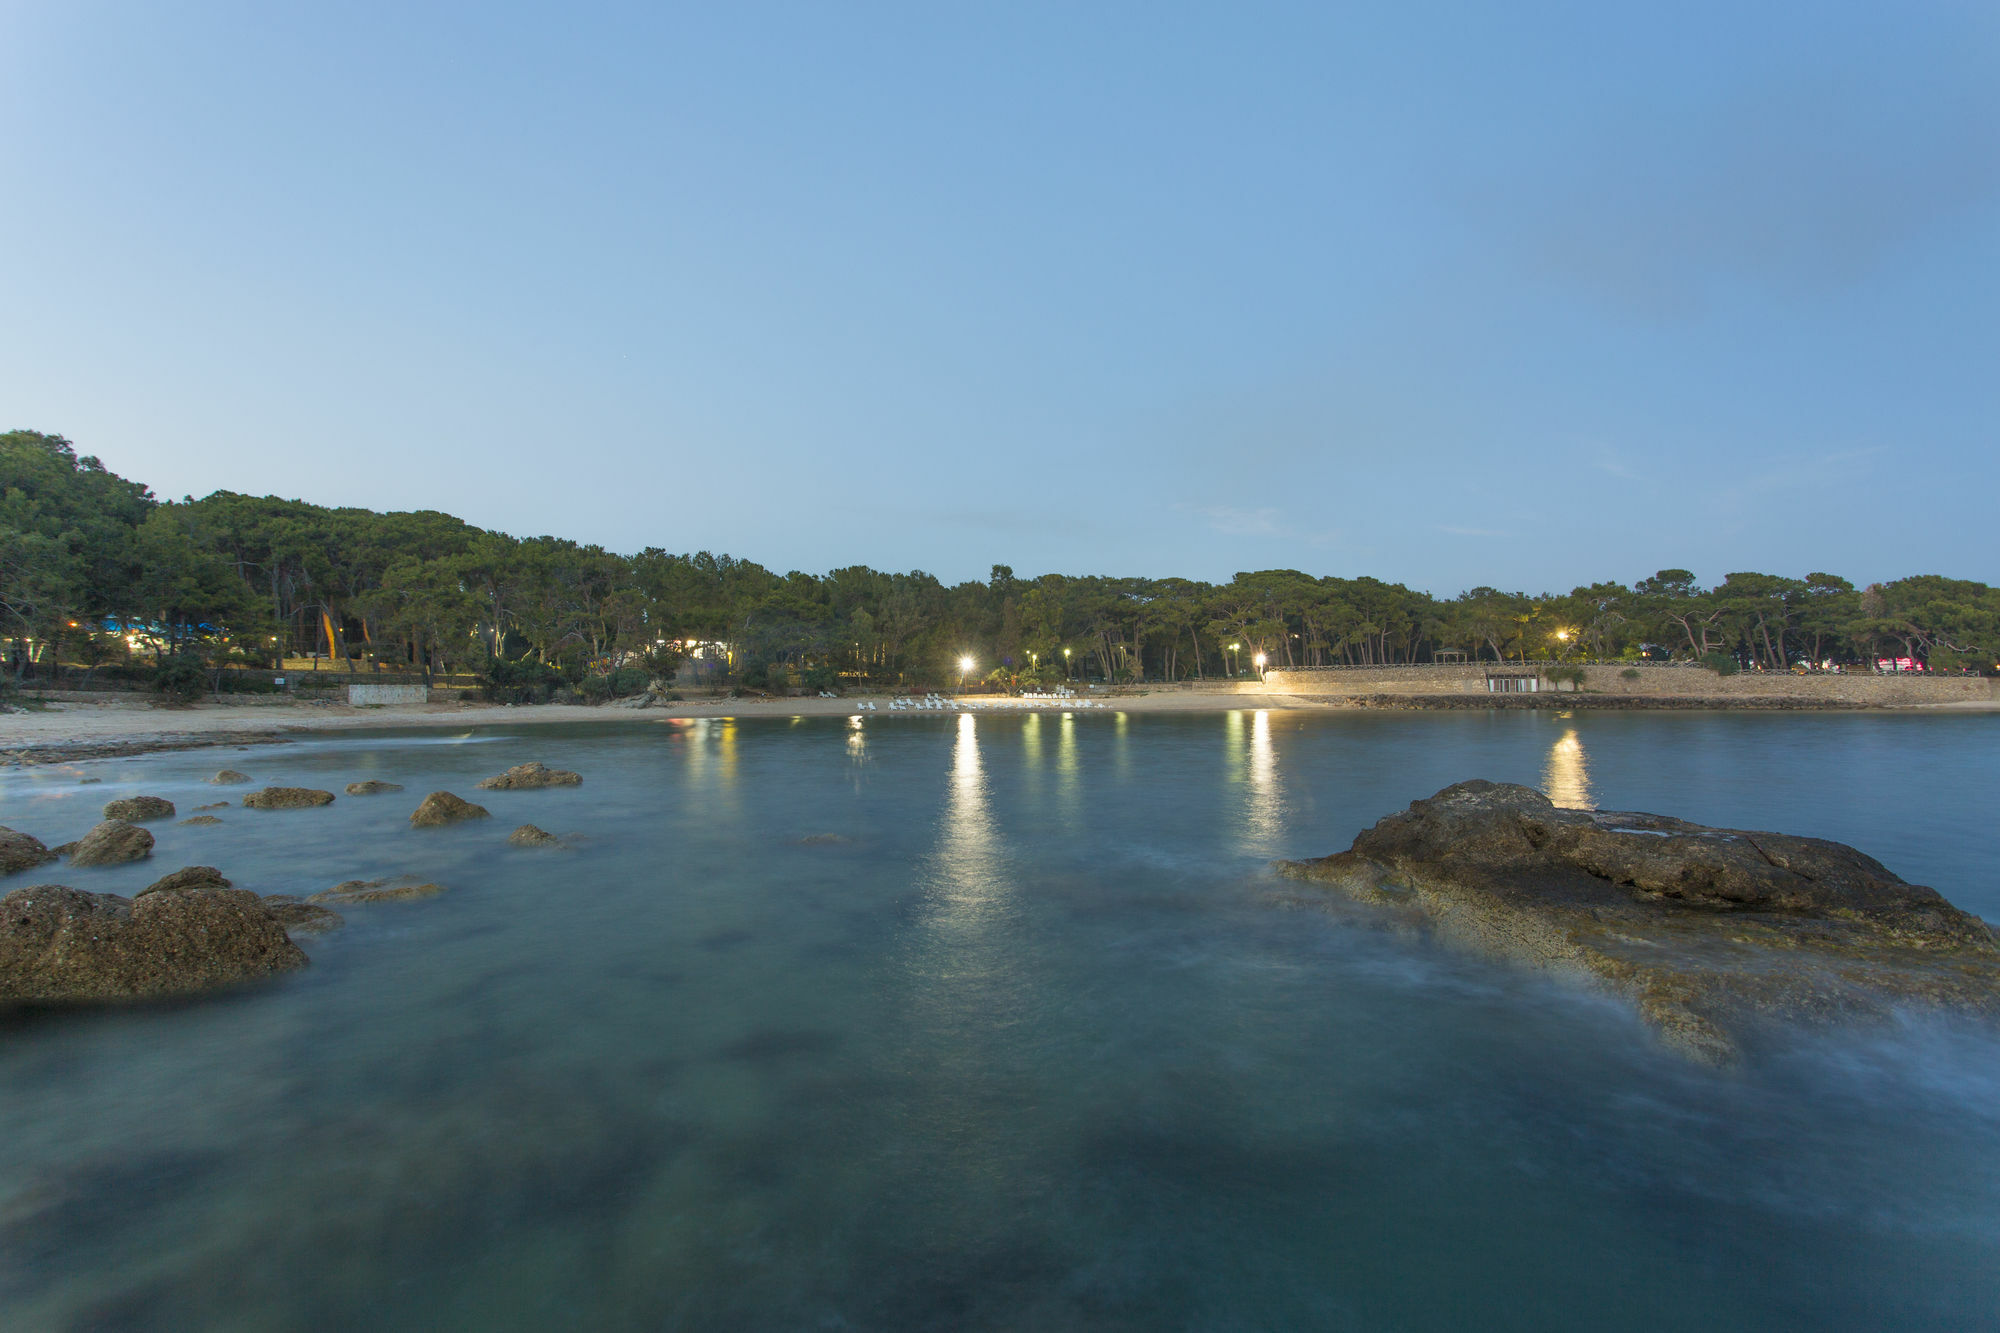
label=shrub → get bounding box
[483,658,565,704]
[610,666,651,697]
[1701,652,1740,677]
[1544,665,1587,691]
[803,664,837,693]
[151,656,209,704]
[1619,667,1641,681]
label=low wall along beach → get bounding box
[1257,663,1995,706]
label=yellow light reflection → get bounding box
[1543,728,1593,809]
[1056,710,1080,812]
[1242,708,1283,852]
[931,712,1004,921]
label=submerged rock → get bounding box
[1276,781,2000,1064]
[179,815,224,827]
[475,762,582,790]
[261,896,345,934]
[410,791,489,827]
[344,780,404,795]
[209,770,252,785]
[136,866,232,897]
[103,796,175,822]
[67,820,155,868]
[307,879,447,905]
[506,823,565,848]
[194,802,230,811]
[0,885,307,1005]
[242,787,336,810]
[0,828,57,876]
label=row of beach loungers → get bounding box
[843,693,1108,712]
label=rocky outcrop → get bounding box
[242,787,336,810]
[507,823,563,848]
[209,770,252,785]
[475,762,582,790]
[136,866,232,897]
[0,885,308,1005]
[179,815,224,827]
[1276,780,2000,1064]
[307,879,447,905]
[0,828,57,876]
[261,896,345,933]
[67,820,155,868]
[410,791,489,827]
[344,780,404,795]
[103,796,175,822]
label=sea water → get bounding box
[1,709,1996,1330]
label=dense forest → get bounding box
[4,430,1996,694]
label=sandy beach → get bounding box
[0,688,1337,765]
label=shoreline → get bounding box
[2,688,1994,767]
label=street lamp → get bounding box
[1229,643,1240,677]
[958,655,974,695]
[1062,646,1071,680]
[1253,651,1267,677]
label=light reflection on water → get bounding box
[1543,726,1594,809]
[0,709,1997,1329]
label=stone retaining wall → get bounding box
[1260,665,1994,706]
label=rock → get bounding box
[475,762,582,790]
[242,786,336,810]
[410,791,489,827]
[209,770,252,785]
[0,828,57,876]
[78,778,102,785]
[136,866,232,897]
[67,820,155,868]
[50,842,77,857]
[507,823,564,848]
[261,896,345,934]
[103,796,175,822]
[344,780,404,795]
[179,815,224,827]
[0,885,308,1006]
[194,802,229,810]
[1276,780,2000,1065]
[307,879,447,905]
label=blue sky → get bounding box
[3,2,1994,592]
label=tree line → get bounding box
[4,430,1996,693]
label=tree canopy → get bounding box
[4,430,1995,686]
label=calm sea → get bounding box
[3,709,1996,1330]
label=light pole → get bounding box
[1229,643,1240,677]
[958,655,974,696]
[1062,646,1071,681]
[1253,651,1267,679]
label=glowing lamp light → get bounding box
[958,656,975,674]
[1253,652,1268,668]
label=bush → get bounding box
[610,666,651,697]
[217,673,281,694]
[1544,665,1587,691]
[483,659,565,704]
[803,664,837,693]
[1619,667,1641,681]
[1702,652,1740,677]
[151,656,209,704]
